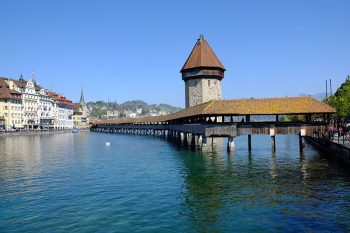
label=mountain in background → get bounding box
[87,100,181,118]
[299,92,326,101]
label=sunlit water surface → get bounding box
[0,132,350,232]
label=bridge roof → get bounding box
[92,97,335,125]
[181,35,225,72]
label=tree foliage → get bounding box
[324,75,350,118]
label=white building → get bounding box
[48,92,74,129]
[38,88,56,129]
[11,76,40,129]
[106,110,119,118]
[3,75,75,130]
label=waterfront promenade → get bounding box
[0,129,71,137]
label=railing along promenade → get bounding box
[91,97,335,152]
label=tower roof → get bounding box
[79,89,86,105]
[181,35,225,72]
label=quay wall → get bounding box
[0,130,72,138]
[305,136,350,165]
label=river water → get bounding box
[0,132,349,232]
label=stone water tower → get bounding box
[181,35,225,108]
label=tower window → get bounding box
[208,80,211,86]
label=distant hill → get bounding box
[87,100,181,118]
[299,92,326,101]
[120,100,148,108]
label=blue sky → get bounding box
[0,0,349,107]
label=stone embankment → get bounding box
[305,136,350,165]
[0,130,72,138]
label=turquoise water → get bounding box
[0,132,350,232]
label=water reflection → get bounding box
[178,135,350,232]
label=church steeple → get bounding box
[19,74,24,82]
[79,89,86,105]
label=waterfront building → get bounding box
[0,78,22,129]
[11,76,40,129]
[72,89,90,128]
[37,88,56,129]
[181,35,225,108]
[48,92,74,129]
[1,75,77,130]
[72,104,83,127]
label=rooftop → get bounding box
[48,91,74,107]
[181,35,225,72]
[0,79,22,100]
[93,96,335,125]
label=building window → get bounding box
[208,80,211,86]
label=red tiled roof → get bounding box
[181,36,225,72]
[48,91,74,107]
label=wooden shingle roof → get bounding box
[93,97,335,125]
[181,35,225,72]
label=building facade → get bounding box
[0,78,22,129]
[11,77,40,128]
[73,89,89,128]
[181,35,225,108]
[0,75,75,130]
[38,88,56,129]
[48,92,74,129]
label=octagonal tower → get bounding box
[181,35,225,108]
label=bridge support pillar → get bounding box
[271,135,276,151]
[197,135,202,144]
[248,134,252,151]
[299,129,306,153]
[183,133,188,145]
[270,128,276,151]
[191,133,196,148]
[211,137,216,146]
[176,131,181,144]
[167,130,172,140]
[201,136,208,149]
[227,136,235,152]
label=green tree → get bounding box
[324,75,350,119]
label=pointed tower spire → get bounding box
[19,73,24,82]
[181,35,225,72]
[79,88,86,105]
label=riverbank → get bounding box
[305,136,350,165]
[0,130,73,138]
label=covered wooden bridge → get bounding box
[91,96,335,152]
